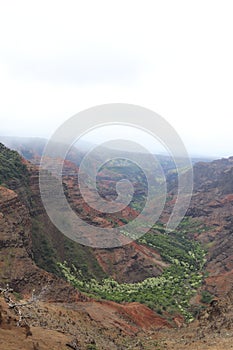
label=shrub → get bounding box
[200,290,213,304]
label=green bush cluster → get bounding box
[200,290,214,304]
[58,220,207,322]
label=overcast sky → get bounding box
[0,0,233,157]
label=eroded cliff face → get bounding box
[190,159,233,296]
[163,157,233,297]
[0,186,33,285]
[0,185,81,302]
[93,242,168,283]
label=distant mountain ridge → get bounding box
[0,135,214,164]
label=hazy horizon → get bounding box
[0,134,222,161]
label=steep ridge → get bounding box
[0,185,80,302]
[189,158,233,296]
[93,242,168,283]
[163,157,233,298]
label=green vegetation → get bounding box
[59,218,207,322]
[31,218,60,275]
[31,217,107,281]
[138,228,206,270]
[86,344,97,350]
[61,236,107,281]
[0,143,29,186]
[200,290,214,304]
[13,291,22,301]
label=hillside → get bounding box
[167,157,233,296]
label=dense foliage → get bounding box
[31,217,107,280]
[59,219,207,321]
[0,143,29,186]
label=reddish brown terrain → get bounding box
[1,286,233,350]
[0,181,172,349]
[1,142,233,349]
[185,159,233,296]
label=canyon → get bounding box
[0,140,233,349]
